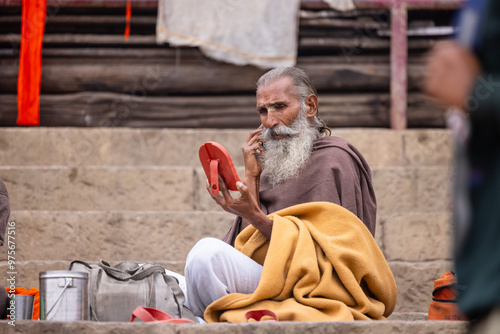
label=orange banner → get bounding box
[17,0,47,126]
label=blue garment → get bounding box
[455,0,488,51]
[453,0,500,318]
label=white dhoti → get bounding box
[184,237,263,319]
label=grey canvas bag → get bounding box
[69,260,197,322]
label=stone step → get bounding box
[387,312,428,321]
[0,128,248,168]
[0,318,468,333]
[372,166,452,216]
[3,211,452,263]
[1,259,453,314]
[0,128,453,168]
[3,211,234,262]
[0,166,202,211]
[379,212,453,262]
[0,165,452,215]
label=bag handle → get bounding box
[69,260,92,270]
[97,260,165,281]
[69,260,100,321]
[161,271,189,319]
[88,265,102,321]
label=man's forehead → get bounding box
[256,77,296,106]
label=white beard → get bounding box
[262,109,319,188]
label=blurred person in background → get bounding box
[425,0,500,332]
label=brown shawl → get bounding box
[223,136,376,245]
[0,179,10,319]
[0,179,9,247]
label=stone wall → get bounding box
[0,128,455,315]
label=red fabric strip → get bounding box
[17,0,47,126]
[124,0,131,40]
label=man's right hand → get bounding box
[241,125,264,180]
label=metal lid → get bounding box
[39,270,88,280]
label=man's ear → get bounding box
[305,94,318,118]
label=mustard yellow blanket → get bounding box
[204,202,397,323]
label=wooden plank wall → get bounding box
[0,1,455,128]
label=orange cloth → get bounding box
[17,0,47,126]
[428,272,468,321]
[205,202,397,323]
[5,287,40,320]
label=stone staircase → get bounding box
[0,127,468,333]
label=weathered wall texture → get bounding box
[0,128,455,316]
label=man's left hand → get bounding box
[206,177,272,239]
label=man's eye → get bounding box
[275,104,286,109]
[258,108,267,114]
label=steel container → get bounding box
[14,295,34,320]
[39,271,89,321]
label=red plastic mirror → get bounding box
[199,142,240,194]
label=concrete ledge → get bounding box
[1,319,468,334]
[0,128,452,168]
[372,166,452,216]
[0,128,249,168]
[0,167,195,211]
[388,312,428,321]
[382,213,453,261]
[3,211,234,261]
[1,165,452,213]
[416,167,452,212]
[4,209,454,264]
[401,130,453,167]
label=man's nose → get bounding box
[264,112,280,128]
